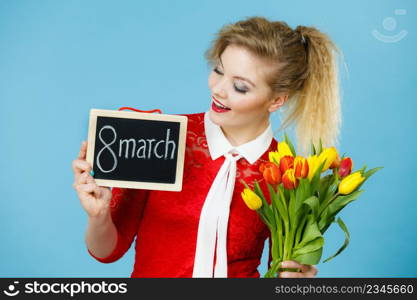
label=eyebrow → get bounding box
[219,58,256,88]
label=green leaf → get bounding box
[292,247,323,265]
[317,137,323,155]
[326,190,364,216]
[317,175,339,217]
[254,180,274,225]
[270,155,280,165]
[319,216,335,233]
[318,190,364,232]
[317,175,337,212]
[273,185,289,225]
[284,132,297,157]
[292,237,324,257]
[310,138,316,155]
[288,189,297,228]
[258,212,273,231]
[283,186,290,206]
[358,164,367,175]
[317,174,333,201]
[323,217,350,263]
[363,166,383,179]
[302,196,320,220]
[295,178,310,213]
[271,211,283,259]
[294,212,308,246]
[294,215,322,250]
[268,183,281,231]
[253,180,266,200]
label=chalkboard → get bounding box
[86,109,188,191]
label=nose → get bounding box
[211,77,227,100]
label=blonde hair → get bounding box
[205,16,342,155]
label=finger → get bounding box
[72,159,92,174]
[78,141,88,160]
[299,264,311,274]
[295,263,317,275]
[93,185,102,198]
[280,260,303,270]
[74,171,89,185]
[76,183,97,194]
[279,271,307,278]
[86,173,95,184]
[76,187,96,210]
[308,265,318,276]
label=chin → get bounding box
[208,110,226,127]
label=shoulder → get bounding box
[174,112,205,134]
[176,112,205,124]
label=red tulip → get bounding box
[259,162,268,173]
[259,162,282,185]
[279,155,294,174]
[294,156,309,179]
[338,157,353,178]
[282,169,298,190]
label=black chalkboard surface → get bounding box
[86,109,188,191]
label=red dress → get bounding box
[88,112,277,277]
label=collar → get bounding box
[204,111,273,164]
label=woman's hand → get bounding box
[72,141,113,219]
[278,260,318,278]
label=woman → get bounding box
[72,16,341,278]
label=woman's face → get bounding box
[208,44,284,130]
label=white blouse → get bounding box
[192,112,273,277]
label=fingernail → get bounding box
[90,170,95,176]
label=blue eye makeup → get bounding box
[213,67,249,94]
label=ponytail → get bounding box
[278,26,342,155]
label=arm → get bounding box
[86,187,150,263]
[85,209,118,259]
[72,140,149,263]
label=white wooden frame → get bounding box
[86,108,188,191]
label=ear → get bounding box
[268,93,288,113]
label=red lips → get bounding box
[211,96,231,113]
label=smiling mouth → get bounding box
[212,96,231,111]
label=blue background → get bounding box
[1,0,415,278]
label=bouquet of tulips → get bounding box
[241,134,382,278]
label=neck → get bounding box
[221,118,270,147]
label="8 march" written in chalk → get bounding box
[86,109,187,191]
[96,125,177,173]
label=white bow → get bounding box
[192,152,242,277]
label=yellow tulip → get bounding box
[269,151,281,165]
[241,188,262,210]
[278,141,294,157]
[307,155,320,181]
[338,172,365,195]
[282,168,299,190]
[318,146,338,172]
[269,141,293,164]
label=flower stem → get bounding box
[318,192,340,217]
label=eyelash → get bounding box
[213,67,248,94]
